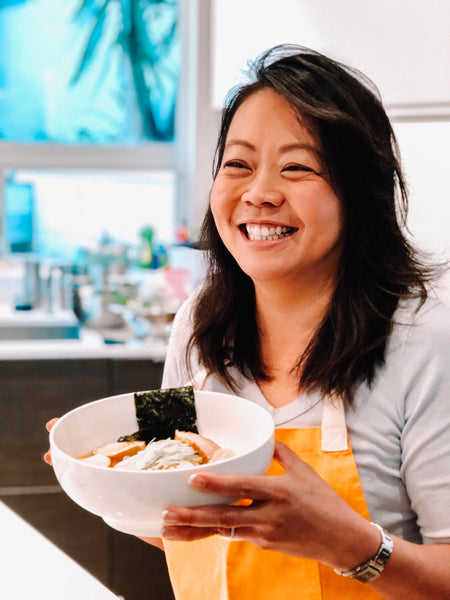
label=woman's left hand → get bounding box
[43,418,59,465]
[161,441,378,569]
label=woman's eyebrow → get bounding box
[224,139,256,152]
[279,142,320,155]
[224,139,320,156]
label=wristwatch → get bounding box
[334,523,393,583]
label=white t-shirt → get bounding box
[162,294,450,545]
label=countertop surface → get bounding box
[0,327,167,360]
[0,304,169,360]
[0,500,119,599]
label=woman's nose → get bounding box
[241,173,284,207]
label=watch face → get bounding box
[354,564,382,584]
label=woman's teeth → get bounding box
[245,224,295,241]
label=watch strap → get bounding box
[334,522,393,583]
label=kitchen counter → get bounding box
[0,501,119,599]
[0,327,167,360]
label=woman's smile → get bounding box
[240,223,298,242]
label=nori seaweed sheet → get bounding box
[118,386,198,443]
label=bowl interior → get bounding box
[51,389,274,464]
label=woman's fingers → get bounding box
[163,499,265,529]
[162,524,229,541]
[162,502,265,542]
[44,417,59,465]
[273,440,302,469]
[46,417,59,432]
[187,470,278,503]
[43,450,53,465]
[162,523,257,542]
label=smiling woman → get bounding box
[192,46,435,401]
[153,45,450,600]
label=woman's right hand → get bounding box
[44,418,59,465]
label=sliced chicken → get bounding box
[78,441,146,467]
[79,454,112,467]
[175,430,220,462]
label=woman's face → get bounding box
[210,88,344,288]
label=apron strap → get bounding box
[189,368,209,390]
[321,394,348,452]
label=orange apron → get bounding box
[163,396,384,599]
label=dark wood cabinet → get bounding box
[0,357,174,600]
[108,357,165,396]
[0,359,108,488]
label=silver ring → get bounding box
[230,527,236,539]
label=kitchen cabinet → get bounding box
[0,357,174,600]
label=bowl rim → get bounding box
[49,389,275,474]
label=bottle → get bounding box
[138,226,154,269]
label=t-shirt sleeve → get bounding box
[400,301,450,544]
[161,294,197,389]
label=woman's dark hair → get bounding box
[187,45,438,403]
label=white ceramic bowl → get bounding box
[50,390,275,536]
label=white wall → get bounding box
[211,0,450,115]
[193,0,450,303]
[394,121,450,303]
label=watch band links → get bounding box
[334,522,393,583]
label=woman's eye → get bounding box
[283,164,316,173]
[223,161,249,170]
